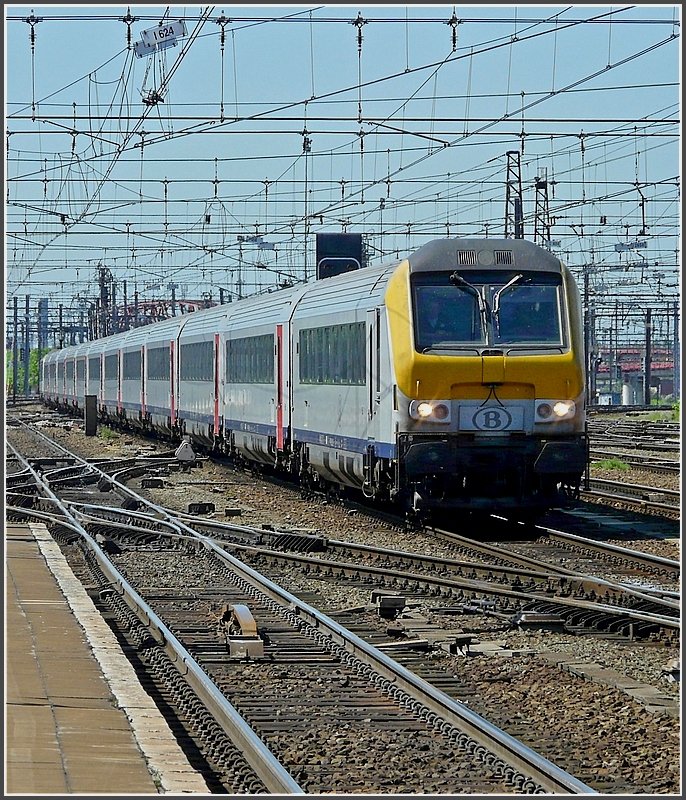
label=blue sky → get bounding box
[4,4,681,334]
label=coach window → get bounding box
[123,351,142,380]
[299,322,365,385]
[76,359,86,386]
[105,354,119,382]
[226,334,274,383]
[147,346,170,381]
[88,357,100,381]
[180,341,213,381]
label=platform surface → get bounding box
[5,521,209,795]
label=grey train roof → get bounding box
[408,238,563,274]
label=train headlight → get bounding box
[553,400,575,418]
[536,399,575,422]
[409,400,451,423]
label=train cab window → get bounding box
[414,286,484,351]
[492,283,562,346]
[413,270,564,351]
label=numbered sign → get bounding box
[141,19,187,46]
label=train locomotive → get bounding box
[41,238,588,519]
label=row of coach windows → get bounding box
[226,334,274,384]
[89,358,100,380]
[147,346,170,381]
[105,354,118,381]
[180,341,214,381]
[299,322,366,385]
[123,351,142,380]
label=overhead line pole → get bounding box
[24,295,30,396]
[12,297,19,402]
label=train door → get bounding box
[99,353,104,410]
[140,346,146,419]
[213,333,220,439]
[275,324,285,452]
[82,358,87,402]
[169,340,176,427]
[116,351,122,414]
[366,308,381,427]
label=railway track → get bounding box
[581,478,679,519]
[6,435,597,795]
[586,419,680,455]
[590,449,679,475]
[7,418,679,641]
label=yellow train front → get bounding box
[386,238,588,517]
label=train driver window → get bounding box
[495,285,562,344]
[415,287,482,350]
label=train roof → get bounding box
[408,238,564,274]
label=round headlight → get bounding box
[553,400,575,417]
[416,402,434,418]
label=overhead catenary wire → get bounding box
[6,6,680,332]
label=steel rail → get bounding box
[581,489,680,515]
[175,511,681,613]
[58,503,682,628]
[588,477,679,500]
[537,524,680,578]
[433,523,680,595]
[189,540,600,793]
[201,541,681,629]
[589,448,680,472]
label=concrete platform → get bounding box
[5,521,210,794]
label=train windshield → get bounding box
[414,285,486,350]
[490,279,562,346]
[413,270,564,352]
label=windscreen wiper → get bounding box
[492,273,524,319]
[449,271,491,328]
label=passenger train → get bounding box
[41,238,588,520]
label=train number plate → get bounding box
[459,406,523,431]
